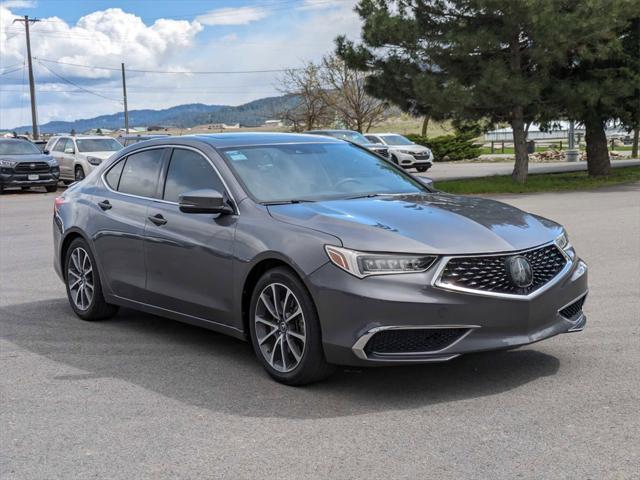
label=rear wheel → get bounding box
[74,166,85,182]
[249,267,334,385]
[64,238,118,321]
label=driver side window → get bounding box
[163,148,225,203]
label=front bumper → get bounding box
[308,254,588,366]
[1,169,59,188]
[393,151,433,168]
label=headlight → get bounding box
[555,230,570,250]
[0,159,17,168]
[87,156,102,166]
[325,245,437,278]
[47,158,58,166]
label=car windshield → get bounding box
[76,138,122,152]
[381,135,414,146]
[221,143,425,203]
[0,140,41,155]
[321,131,370,145]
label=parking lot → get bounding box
[1,184,639,479]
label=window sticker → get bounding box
[227,151,248,161]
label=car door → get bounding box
[144,147,237,325]
[52,138,72,179]
[91,147,167,301]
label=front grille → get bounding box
[439,244,567,295]
[14,162,51,173]
[559,295,586,320]
[413,154,430,160]
[364,328,468,356]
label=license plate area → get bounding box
[28,174,39,180]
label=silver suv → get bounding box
[45,136,122,183]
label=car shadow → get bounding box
[1,298,560,420]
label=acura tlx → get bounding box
[53,133,588,385]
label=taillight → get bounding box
[54,196,65,214]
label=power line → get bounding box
[37,61,123,104]
[34,57,299,74]
[0,65,24,76]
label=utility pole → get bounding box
[121,63,129,134]
[13,15,40,140]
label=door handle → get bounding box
[148,213,167,226]
[98,200,112,211]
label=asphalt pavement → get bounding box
[1,184,639,479]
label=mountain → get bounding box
[14,95,299,134]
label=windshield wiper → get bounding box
[344,193,384,200]
[262,199,315,206]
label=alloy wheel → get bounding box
[254,282,306,373]
[75,168,85,181]
[67,247,94,311]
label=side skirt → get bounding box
[106,294,247,341]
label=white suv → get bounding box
[45,136,122,183]
[365,133,433,172]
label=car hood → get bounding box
[388,144,430,153]
[267,193,562,254]
[77,151,115,160]
[0,153,52,163]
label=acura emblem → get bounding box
[505,256,533,288]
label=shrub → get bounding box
[405,133,482,161]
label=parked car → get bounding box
[306,129,390,159]
[53,133,588,385]
[117,134,170,148]
[45,136,123,183]
[0,138,59,193]
[31,139,48,152]
[365,133,433,172]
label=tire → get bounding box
[416,166,430,172]
[64,237,118,321]
[74,166,85,181]
[62,180,73,186]
[249,267,335,385]
[391,154,399,165]
[46,185,57,193]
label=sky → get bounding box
[0,0,361,129]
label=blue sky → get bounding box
[0,0,360,129]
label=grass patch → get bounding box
[435,166,640,194]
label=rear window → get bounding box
[117,149,164,198]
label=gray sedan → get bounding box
[52,133,588,385]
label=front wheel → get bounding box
[74,166,85,182]
[64,238,118,321]
[249,267,334,385]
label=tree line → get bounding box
[334,0,639,182]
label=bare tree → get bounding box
[320,54,389,133]
[276,62,333,132]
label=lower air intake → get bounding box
[364,328,468,356]
[559,295,587,320]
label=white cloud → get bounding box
[0,2,362,129]
[195,7,269,26]
[0,0,36,8]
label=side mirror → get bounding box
[415,176,436,191]
[179,189,234,215]
[64,147,75,154]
